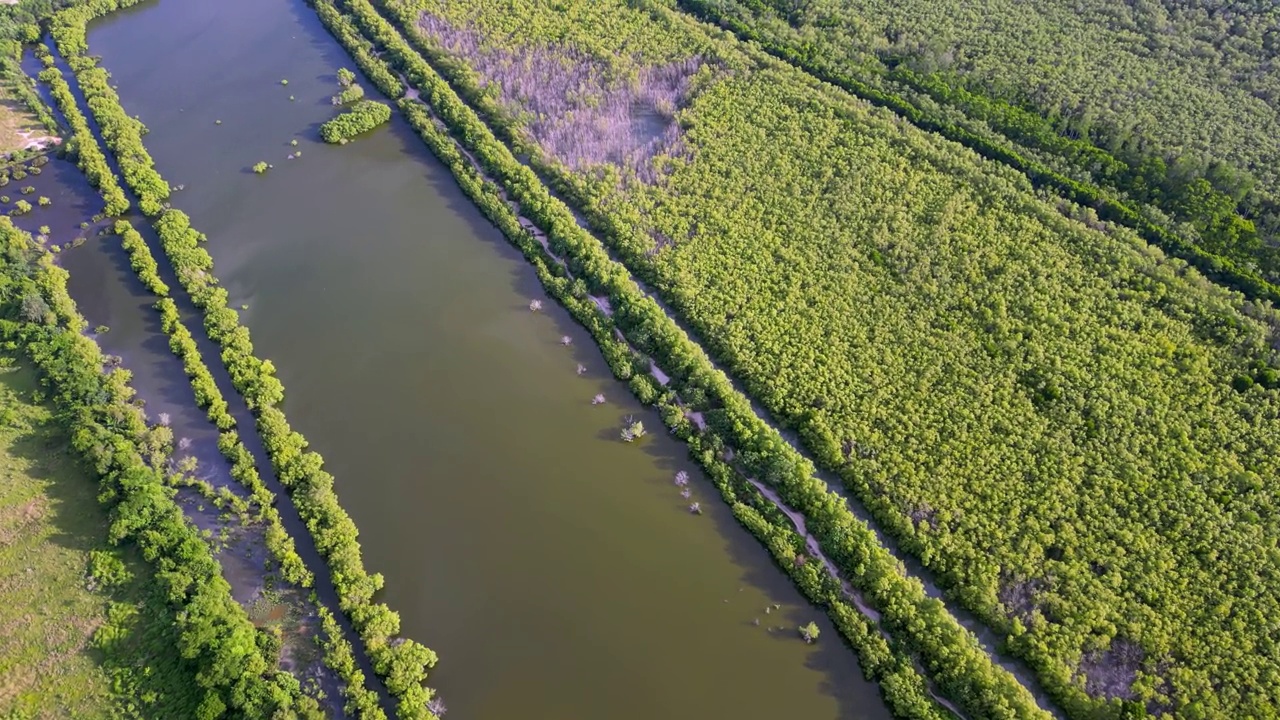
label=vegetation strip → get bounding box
[33,60,128,216]
[318,1,1057,717]
[0,217,316,718]
[114,215,391,718]
[37,33,375,713]
[49,1,440,717]
[673,0,1280,306]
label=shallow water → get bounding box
[78,0,895,717]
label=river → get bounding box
[54,0,898,717]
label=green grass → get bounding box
[0,352,199,719]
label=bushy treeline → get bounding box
[0,217,323,719]
[0,51,60,143]
[317,1,1050,718]
[34,61,128,216]
[118,211,390,715]
[152,206,432,719]
[49,4,439,716]
[675,0,1280,302]
[49,3,170,216]
[320,98,391,143]
[112,220,318,591]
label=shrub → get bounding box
[332,83,364,105]
[319,100,390,143]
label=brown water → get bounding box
[79,1,895,717]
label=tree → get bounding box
[799,621,820,643]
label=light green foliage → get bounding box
[48,6,439,716]
[320,99,391,142]
[51,4,171,217]
[253,161,269,174]
[362,0,1280,716]
[11,198,30,215]
[333,83,365,104]
[35,63,130,216]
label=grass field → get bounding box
[0,351,198,719]
[0,92,49,158]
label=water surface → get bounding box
[84,1,894,717]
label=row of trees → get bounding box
[318,1,1051,717]
[34,18,345,702]
[35,62,128,216]
[49,2,170,216]
[46,4,440,716]
[0,217,322,719]
[320,98,391,143]
[114,219,317,590]
[118,209,390,711]
[353,0,1280,717]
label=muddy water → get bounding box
[80,1,894,718]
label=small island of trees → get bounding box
[320,100,391,143]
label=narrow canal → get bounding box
[74,0,897,717]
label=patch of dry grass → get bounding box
[0,92,47,157]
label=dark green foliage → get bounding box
[320,99,391,143]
